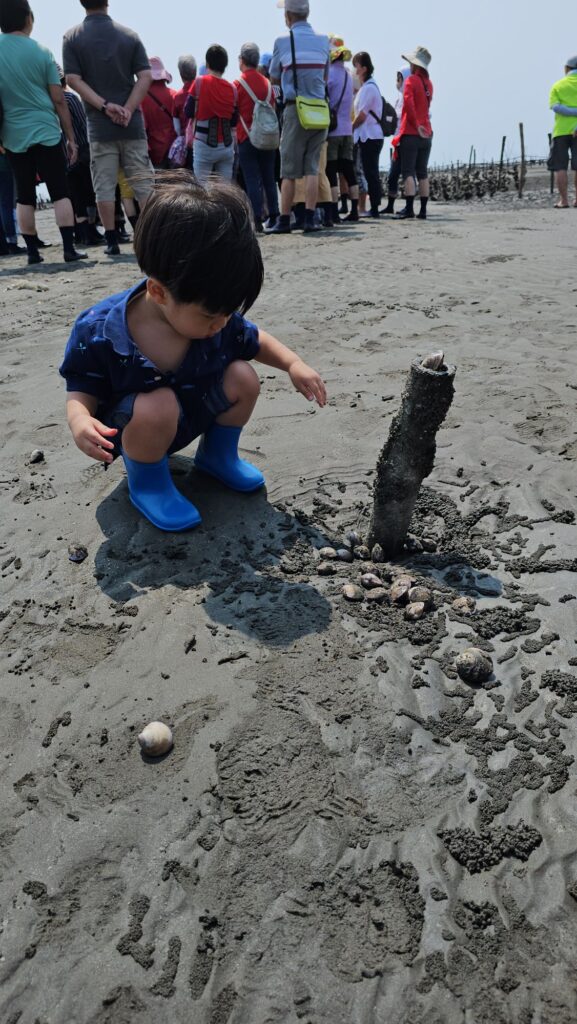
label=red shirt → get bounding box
[233,69,275,145]
[173,81,194,133]
[399,70,433,137]
[141,81,176,166]
[190,74,237,144]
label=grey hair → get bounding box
[177,54,197,82]
[239,42,260,69]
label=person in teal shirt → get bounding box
[549,55,577,208]
[0,0,87,263]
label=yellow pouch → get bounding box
[295,96,330,131]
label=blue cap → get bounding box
[260,52,273,69]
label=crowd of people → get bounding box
[0,0,435,265]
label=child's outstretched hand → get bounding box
[70,415,118,464]
[289,359,327,407]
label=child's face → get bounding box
[148,280,232,339]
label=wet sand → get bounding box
[1,195,577,1023]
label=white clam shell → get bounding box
[138,721,173,757]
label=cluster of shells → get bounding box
[316,533,493,684]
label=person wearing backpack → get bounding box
[141,56,176,169]
[184,45,237,186]
[394,45,433,220]
[234,41,279,232]
[352,51,384,219]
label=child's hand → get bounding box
[70,414,118,464]
[289,359,327,407]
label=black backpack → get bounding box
[369,85,398,137]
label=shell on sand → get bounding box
[336,548,354,563]
[343,584,364,602]
[371,544,386,563]
[361,573,383,589]
[29,448,44,464]
[390,576,414,605]
[405,601,426,621]
[344,531,363,549]
[455,648,493,685]
[68,543,88,564]
[318,561,338,576]
[366,587,388,604]
[319,546,338,560]
[354,545,371,561]
[452,596,477,615]
[138,721,173,757]
[408,586,432,610]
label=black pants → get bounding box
[325,158,357,189]
[7,142,69,207]
[359,138,383,212]
[67,159,95,219]
[399,134,432,181]
[387,151,402,196]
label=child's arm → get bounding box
[254,330,327,408]
[66,392,118,464]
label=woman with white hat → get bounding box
[395,45,433,220]
[140,56,176,169]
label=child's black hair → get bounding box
[0,0,31,33]
[352,51,375,78]
[133,171,264,316]
[205,44,228,74]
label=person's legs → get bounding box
[269,106,302,231]
[120,388,200,531]
[571,138,577,206]
[360,139,383,216]
[397,136,418,218]
[90,142,121,250]
[7,148,44,263]
[552,136,570,207]
[258,149,280,222]
[0,159,19,244]
[195,361,264,491]
[383,153,401,212]
[36,143,87,260]
[416,138,432,219]
[120,140,155,210]
[214,144,235,182]
[302,130,328,231]
[192,140,216,186]
[238,140,264,222]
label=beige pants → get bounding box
[293,142,331,204]
[90,138,154,204]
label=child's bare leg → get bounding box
[195,361,264,492]
[122,388,179,462]
[216,360,260,426]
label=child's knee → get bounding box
[224,360,261,400]
[132,388,180,427]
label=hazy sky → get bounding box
[36,0,574,165]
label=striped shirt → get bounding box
[65,89,89,150]
[270,20,329,102]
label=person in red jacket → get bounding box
[394,45,433,220]
[141,56,176,169]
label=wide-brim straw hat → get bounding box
[149,56,173,83]
[330,37,352,62]
[401,45,431,70]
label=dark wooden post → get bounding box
[518,123,526,197]
[367,355,457,556]
[498,135,506,188]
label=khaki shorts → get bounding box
[280,104,328,180]
[90,139,154,203]
[326,134,354,164]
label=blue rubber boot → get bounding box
[194,425,265,492]
[122,453,201,531]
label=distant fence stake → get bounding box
[518,123,526,198]
[498,135,506,187]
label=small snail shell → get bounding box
[421,351,445,371]
[344,531,363,549]
[390,576,414,605]
[371,544,385,563]
[318,561,338,576]
[354,545,372,561]
[343,584,364,602]
[365,587,388,604]
[138,721,173,757]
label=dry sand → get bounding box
[1,194,577,1024]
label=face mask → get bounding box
[352,72,361,89]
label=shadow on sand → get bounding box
[94,454,332,647]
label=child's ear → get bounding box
[147,278,168,306]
